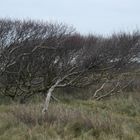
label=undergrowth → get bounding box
[0,93,140,140]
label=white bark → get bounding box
[42,79,61,114]
[93,80,108,98]
[41,69,86,115]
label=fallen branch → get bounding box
[92,79,108,99]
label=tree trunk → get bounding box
[42,79,61,115]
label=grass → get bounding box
[0,93,140,140]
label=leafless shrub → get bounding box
[0,19,140,113]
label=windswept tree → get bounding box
[0,19,140,114]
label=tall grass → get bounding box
[0,94,140,140]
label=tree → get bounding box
[0,19,76,103]
[0,19,140,115]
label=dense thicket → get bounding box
[0,19,140,109]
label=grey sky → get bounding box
[0,0,140,35]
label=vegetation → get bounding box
[0,19,140,139]
[0,93,140,140]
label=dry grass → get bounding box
[0,94,140,140]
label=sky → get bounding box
[0,0,140,35]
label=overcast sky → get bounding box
[0,0,140,35]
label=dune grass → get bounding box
[0,94,140,140]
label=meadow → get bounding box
[0,92,140,140]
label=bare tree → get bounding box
[0,19,140,115]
